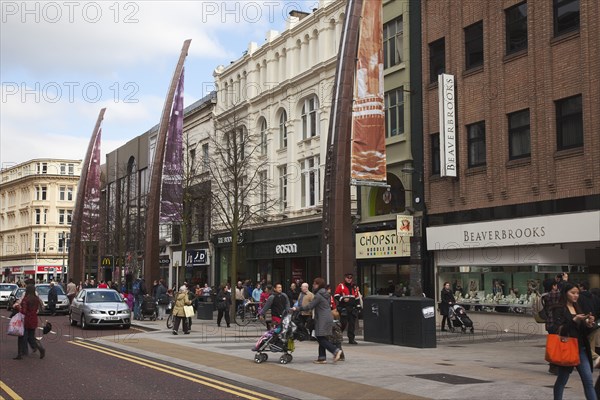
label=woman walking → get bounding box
[551,282,597,400]
[14,285,45,360]
[171,285,191,335]
[292,277,342,364]
[216,284,232,328]
[440,282,455,332]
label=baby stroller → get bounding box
[252,311,309,364]
[140,295,158,321]
[448,304,474,333]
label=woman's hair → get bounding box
[24,284,38,308]
[313,277,326,290]
[443,281,450,287]
[559,282,582,313]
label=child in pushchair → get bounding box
[448,304,474,333]
[252,310,309,364]
[139,295,158,321]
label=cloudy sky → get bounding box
[1,0,318,168]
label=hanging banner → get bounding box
[439,73,457,177]
[350,0,386,183]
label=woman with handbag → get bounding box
[551,282,597,400]
[216,284,231,328]
[440,282,455,332]
[14,285,45,360]
[171,285,192,335]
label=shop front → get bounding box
[427,211,600,334]
[355,228,412,297]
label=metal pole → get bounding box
[61,232,66,283]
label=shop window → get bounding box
[505,2,528,55]
[368,173,405,216]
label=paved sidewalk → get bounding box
[91,314,594,400]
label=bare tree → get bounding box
[207,109,277,318]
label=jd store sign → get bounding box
[186,249,208,267]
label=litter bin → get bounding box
[197,302,213,320]
[391,297,436,348]
[363,296,394,344]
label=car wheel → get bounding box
[69,312,78,326]
[123,324,131,329]
[81,315,88,330]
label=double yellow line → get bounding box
[0,380,23,400]
[68,340,279,400]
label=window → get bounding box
[36,162,47,174]
[279,111,288,149]
[58,232,70,253]
[59,209,72,225]
[505,2,528,54]
[258,171,268,212]
[554,0,579,37]
[464,21,484,70]
[189,148,196,172]
[429,38,445,83]
[508,109,531,159]
[60,163,66,175]
[383,16,403,69]
[431,133,441,175]
[385,88,404,137]
[301,97,318,139]
[467,121,486,167]
[301,156,320,208]
[35,209,41,225]
[556,95,583,150]
[259,118,267,155]
[59,186,73,201]
[202,143,209,171]
[279,165,288,211]
[36,185,47,200]
[34,232,40,252]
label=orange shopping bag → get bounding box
[545,334,580,367]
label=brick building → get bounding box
[420,0,599,332]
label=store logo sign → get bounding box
[275,243,297,254]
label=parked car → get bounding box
[0,284,18,308]
[69,288,131,329]
[35,284,70,314]
[7,287,26,311]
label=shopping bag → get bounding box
[7,312,24,336]
[545,334,580,367]
[183,305,195,318]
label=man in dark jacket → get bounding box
[578,281,600,368]
[259,283,290,325]
[48,281,58,315]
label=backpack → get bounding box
[532,293,548,323]
[132,280,141,296]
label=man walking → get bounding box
[334,273,360,344]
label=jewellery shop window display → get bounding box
[437,265,590,314]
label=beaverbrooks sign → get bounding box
[464,227,546,242]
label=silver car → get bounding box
[69,288,131,329]
[0,284,18,308]
[35,284,70,314]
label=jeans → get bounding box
[157,304,167,319]
[133,296,143,319]
[554,346,598,400]
[18,328,42,356]
[316,336,340,361]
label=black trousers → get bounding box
[173,315,189,333]
[217,309,230,327]
[340,308,356,341]
[441,314,452,330]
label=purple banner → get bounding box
[160,69,184,223]
[81,128,102,240]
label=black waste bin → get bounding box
[363,296,394,344]
[391,297,436,348]
[197,302,214,320]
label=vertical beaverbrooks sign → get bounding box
[438,73,456,177]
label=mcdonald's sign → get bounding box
[101,256,114,268]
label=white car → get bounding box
[0,284,18,308]
[69,288,131,329]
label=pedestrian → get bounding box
[155,279,168,320]
[235,281,246,313]
[14,285,45,360]
[259,283,290,326]
[98,280,108,289]
[577,281,600,369]
[327,284,344,360]
[292,277,343,364]
[544,278,562,374]
[252,283,263,303]
[172,285,191,335]
[287,282,299,304]
[123,289,134,311]
[216,284,232,328]
[47,281,58,316]
[551,282,597,400]
[297,282,314,328]
[259,284,272,330]
[132,278,146,320]
[334,273,360,344]
[201,283,212,297]
[440,281,455,332]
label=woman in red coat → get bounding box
[15,285,45,360]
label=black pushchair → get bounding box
[252,311,309,364]
[140,295,158,321]
[448,304,474,333]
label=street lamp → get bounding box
[61,231,66,283]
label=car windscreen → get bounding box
[36,286,66,295]
[85,291,123,303]
[0,284,17,291]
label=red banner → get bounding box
[351,0,386,183]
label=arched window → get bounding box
[301,96,319,139]
[279,110,287,149]
[368,173,405,216]
[259,118,267,155]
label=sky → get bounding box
[0,0,320,168]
